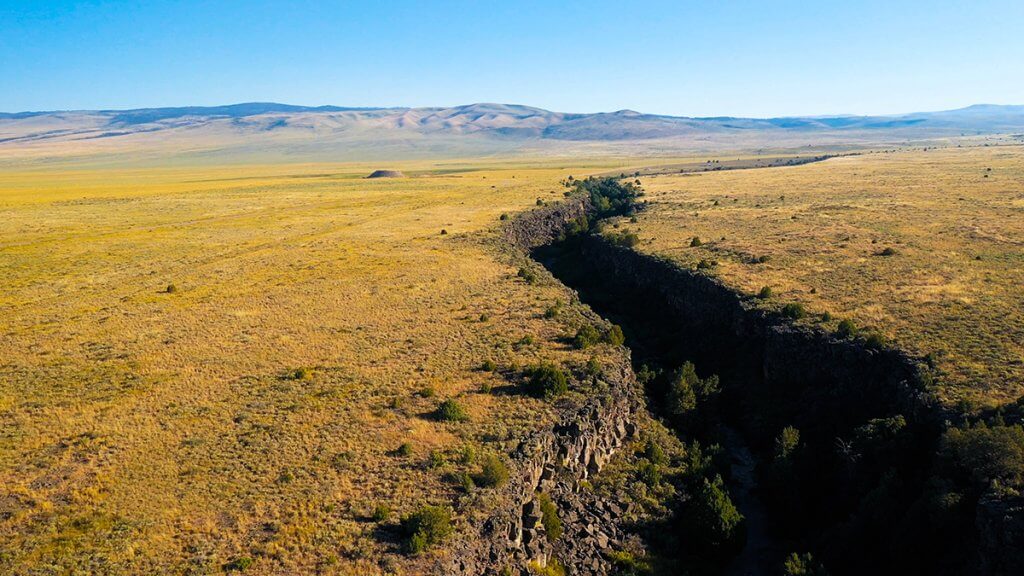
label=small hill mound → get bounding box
[366,169,405,179]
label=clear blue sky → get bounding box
[2,0,1022,117]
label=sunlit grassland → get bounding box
[0,160,626,574]
[614,145,1024,406]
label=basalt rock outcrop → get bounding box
[433,195,642,575]
[502,194,592,251]
[440,361,641,575]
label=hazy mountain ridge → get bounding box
[2,102,1023,163]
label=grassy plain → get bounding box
[614,145,1024,406]
[0,159,629,574]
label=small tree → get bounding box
[667,362,720,425]
[686,475,745,551]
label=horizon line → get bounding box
[2,101,1022,121]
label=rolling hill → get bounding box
[2,102,1023,163]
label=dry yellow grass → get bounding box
[613,145,1024,407]
[0,160,623,574]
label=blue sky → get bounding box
[2,0,1022,117]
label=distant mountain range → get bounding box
[3,102,1023,162]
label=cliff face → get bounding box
[441,361,640,575]
[557,233,1024,575]
[433,196,642,575]
[502,195,592,250]
[573,235,940,429]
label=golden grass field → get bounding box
[0,160,633,574]
[612,145,1024,407]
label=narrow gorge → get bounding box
[445,178,1022,575]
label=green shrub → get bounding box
[525,363,569,399]
[517,267,538,284]
[864,332,887,349]
[644,439,668,465]
[836,319,857,338]
[538,493,563,541]
[402,505,453,554]
[440,229,448,235]
[291,367,313,381]
[604,324,625,346]
[696,258,716,270]
[165,283,178,294]
[605,550,652,575]
[774,426,801,461]
[543,303,561,319]
[573,324,601,349]
[418,386,436,398]
[436,399,469,422]
[480,359,497,372]
[608,231,641,248]
[475,454,510,488]
[428,450,446,469]
[455,471,475,492]
[690,236,703,247]
[514,335,535,350]
[499,213,509,221]
[637,461,661,488]
[458,445,475,465]
[371,503,391,522]
[783,552,829,576]
[821,311,833,322]
[397,442,414,457]
[585,357,603,378]
[781,303,806,320]
[223,556,254,572]
[528,559,566,576]
[876,247,897,256]
[758,286,773,299]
